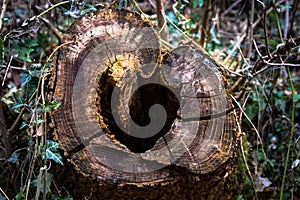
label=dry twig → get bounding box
[288,0,300,37]
[0,0,9,32]
[199,0,211,47]
[155,0,169,42]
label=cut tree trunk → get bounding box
[51,8,245,199]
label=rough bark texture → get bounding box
[51,8,244,199]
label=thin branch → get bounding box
[253,34,300,73]
[221,0,243,18]
[247,0,255,60]
[239,127,258,200]
[0,187,9,200]
[288,0,299,37]
[229,75,247,94]
[258,0,271,59]
[258,61,300,67]
[40,17,63,42]
[223,33,247,66]
[283,0,289,39]
[1,56,13,87]
[8,107,27,133]
[252,39,300,75]
[230,93,268,161]
[0,0,9,32]
[154,0,168,42]
[252,0,286,28]
[1,64,26,70]
[37,1,69,18]
[271,0,284,42]
[199,0,211,47]
[239,93,258,199]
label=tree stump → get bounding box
[52,8,243,199]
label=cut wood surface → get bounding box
[52,8,241,199]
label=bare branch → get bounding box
[288,0,300,37]
[0,0,9,32]
[199,0,211,47]
[155,0,168,42]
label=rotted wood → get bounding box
[52,8,241,199]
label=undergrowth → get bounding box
[0,0,299,199]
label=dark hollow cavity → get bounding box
[98,70,180,153]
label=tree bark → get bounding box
[51,8,245,199]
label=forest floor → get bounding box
[0,0,300,199]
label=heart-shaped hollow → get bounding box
[97,63,181,153]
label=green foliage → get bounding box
[44,101,61,112]
[2,66,42,113]
[192,0,204,8]
[41,140,64,166]
[0,0,299,199]
[7,152,20,163]
[62,0,96,18]
[172,2,194,33]
[293,94,300,103]
[1,16,64,200]
[79,2,97,15]
[32,171,53,195]
[12,37,38,62]
[50,194,74,200]
[262,39,279,51]
[62,0,80,18]
[15,188,25,200]
[245,98,258,121]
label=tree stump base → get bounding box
[51,8,243,199]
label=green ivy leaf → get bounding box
[15,188,25,200]
[278,5,292,10]
[63,0,81,18]
[50,194,74,200]
[80,3,97,15]
[1,87,23,107]
[45,149,64,166]
[245,103,257,121]
[20,72,32,87]
[293,94,300,103]
[19,121,28,130]
[8,152,20,163]
[10,102,25,111]
[262,39,278,46]
[44,101,61,112]
[31,171,53,194]
[192,0,204,8]
[12,38,38,62]
[46,140,60,152]
[24,37,38,47]
[41,140,64,166]
[14,44,34,62]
